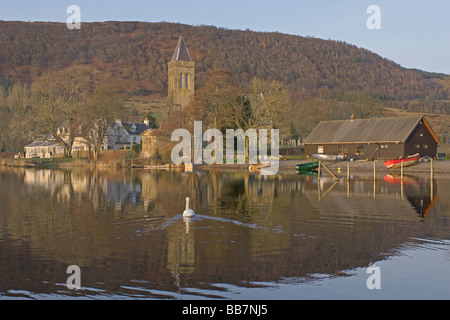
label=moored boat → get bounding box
[296,161,319,171]
[249,163,271,172]
[383,153,420,169]
[312,153,346,161]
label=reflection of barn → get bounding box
[302,173,437,220]
[304,116,439,160]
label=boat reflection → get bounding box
[384,173,419,186]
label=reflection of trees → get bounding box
[0,167,449,298]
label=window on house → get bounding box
[318,146,324,154]
[185,74,189,89]
[338,145,347,154]
[179,73,183,89]
[380,144,388,149]
[355,145,364,155]
[422,144,428,149]
[414,144,420,149]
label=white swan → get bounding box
[183,197,195,218]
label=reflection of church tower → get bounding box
[167,36,195,114]
[167,217,196,291]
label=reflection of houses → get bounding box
[101,179,142,209]
[304,116,439,160]
[8,167,444,296]
[23,169,65,189]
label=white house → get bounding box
[24,119,152,157]
[24,140,65,158]
[106,119,151,150]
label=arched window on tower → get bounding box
[185,74,189,89]
[179,73,183,89]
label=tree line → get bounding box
[0,66,125,160]
[1,21,448,153]
[1,21,449,106]
[0,65,424,155]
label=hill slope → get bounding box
[1,21,449,106]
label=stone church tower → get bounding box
[167,36,195,113]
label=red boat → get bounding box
[384,153,420,169]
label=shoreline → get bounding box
[2,157,450,178]
[197,159,450,179]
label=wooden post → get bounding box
[347,178,350,198]
[373,179,376,199]
[401,161,404,181]
[347,162,350,180]
[431,179,434,201]
[320,180,339,201]
[321,161,339,181]
[373,160,376,180]
[318,160,321,181]
[318,179,321,200]
[373,160,376,198]
[401,179,404,200]
[431,158,434,180]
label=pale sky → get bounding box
[1,0,449,74]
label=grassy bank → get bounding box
[0,157,90,169]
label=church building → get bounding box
[141,36,195,159]
[167,36,195,113]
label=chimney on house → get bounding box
[144,117,150,126]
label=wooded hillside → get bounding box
[0,21,449,152]
[1,21,449,106]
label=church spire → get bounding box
[171,36,192,62]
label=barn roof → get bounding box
[304,116,439,145]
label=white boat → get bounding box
[313,153,346,161]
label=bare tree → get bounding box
[246,78,293,135]
[30,66,100,157]
[184,69,241,132]
[0,82,32,152]
[82,80,125,162]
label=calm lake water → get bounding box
[0,167,449,300]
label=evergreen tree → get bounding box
[144,113,159,129]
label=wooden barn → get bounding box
[304,116,439,160]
